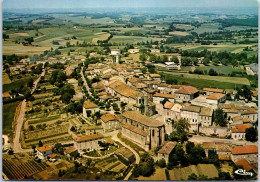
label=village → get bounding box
[2,45,258,180]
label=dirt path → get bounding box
[13,67,45,153]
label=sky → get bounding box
[2,0,259,9]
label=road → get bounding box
[189,135,258,146]
[13,68,45,153]
[111,132,140,180]
[80,66,92,96]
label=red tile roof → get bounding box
[37,145,51,153]
[235,158,255,171]
[83,100,98,109]
[164,101,175,109]
[231,124,251,133]
[231,145,258,155]
[153,93,175,99]
[2,92,10,98]
[207,93,226,100]
[101,113,118,123]
[175,86,199,95]
[203,88,224,93]
[74,133,104,143]
[158,142,177,154]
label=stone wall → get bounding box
[199,126,231,138]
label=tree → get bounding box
[158,159,166,168]
[32,145,36,153]
[38,140,43,147]
[58,169,62,177]
[161,98,169,106]
[189,144,206,165]
[53,143,64,155]
[29,125,35,131]
[139,54,146,62]
[70,126,76,131]
[245,127,258,142]
[171,56,179,65]
[214,108,227,127]
[169,118,190,143]
[208,69,218,76]
[27,78,34,88]
[186,142,195,154]
[188,173,197,180]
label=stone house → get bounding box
[240,109,258,123]
[36,145,52,159]
[73,133,104,153]
[82,100,99,118]
[174,86,199,102]
[180,105,201,132]
[101,113,119,132]
[231,124,252,140]
[202,142,231,157]
[200,107,213,127]
[121,111,165,151]
[157,142,177,164]
[85,125,104,135]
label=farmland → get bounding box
[3,101,20,134]
[3,153,48,180]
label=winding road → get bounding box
[13,68,45,153]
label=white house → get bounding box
[231,124,251,140]
[206,93,226,105]
[128,49,139,54]
[101,113,119,132]
[36,145,52,159]
[83,100,99,118]
[180,105,201,132]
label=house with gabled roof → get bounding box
[36,145,52,159]
[206,93,226,105]
[82,100,99,118]
[174,86,199,102]
[101,113,119,132]
[231,124,252,140]
[74,133,104,153]
[157,141,177,164]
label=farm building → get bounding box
[115,147,135,165]
[128,49,139,54]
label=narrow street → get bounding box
[80,66,92,96]
[13,68,45,153]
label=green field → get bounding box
[3,101,20,134]
[195,65,246,75]
[163,73,246,89]
[3,77,36,92]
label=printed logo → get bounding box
[234,169,254,176]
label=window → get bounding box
[152,129,154,136]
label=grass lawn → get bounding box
[163,73,246,89]
[3,101,20,134]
